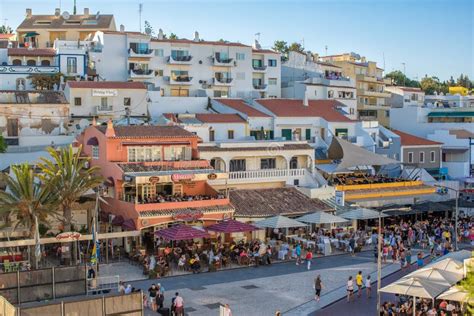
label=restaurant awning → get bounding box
[254,215,307,229]
[339,208,388,220]
[23,32,40,37]
[111,215,124,225]
[379,277,448,299]
[155,225,210,241]
[206,219,259,233]
[437,286,471,303]
[327,137,399,172]
[296,212,349,224]
[122,219,136,231]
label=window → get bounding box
[155,49,164,57]
[67,57,77,74]
[227,130,234,139]
[236,53,245,60]
[26,59,36,66]
[213,90,228,98]
[349,108,355,115]
[124,97,131,106]
[209,130,215,141]
[6,118,18,137]
[268,78,277,85]
[290,157,298,169]
[170,88,189,97]
[128,147,161,162]
[74,97,82,106]
[171,70,189,80]
[430,151,436,163]
[41,60,50,66]
[419,152,425,163]
[268,59,277,67]
[260,158,276,169]
[12,59,21,66]
[230,159,246,172]
[305,128,311,140]
[156,69,164,76]
[101,97,108,107]
[314,90,318,96]
[408,152,414,163]
[281,129,292,140]
[92,146,99,159]
[328,90,334,98]
[335,128,348,138]
[171,50,189,60]
[15,78,26,90]
[385,110,390,117]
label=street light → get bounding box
[434,185,460,251]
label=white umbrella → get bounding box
[379,277,448,299]
[404,267,462,286]
[428,258,464,276]
[340,208,388,220]
[437,285,471,303]
[296,212,349,224]
[254,215,307,229]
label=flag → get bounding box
[90,220,99,264]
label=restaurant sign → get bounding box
[171,174,195,182]
[56,231,82,241]
[173,211,203,221]
[207,173,217,180]
[149,176,160,183]
[92,89,118,97]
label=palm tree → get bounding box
[0,163,58,268]
[38,145,103,264]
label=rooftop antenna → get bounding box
[139,3,143,33]
[325,45,328,56]
[73,0,76,14]
[255,32,260,41]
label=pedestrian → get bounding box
[406,247,412,269]
[223,303,232,316]
[295,243,301,265]
[346,276,354,302]
[365,275,371,298]
[314,275,323,302]
[400,248,406,269]
[417,252,424,269]
[156,285,164,309]
[305,249,313,270]
[148,284,158,311]
[118,281,125,295]
[382,244,388,264]
[173,292,184,316]
[373,245,378,263]
[349,236,356,257]
[124,284,132,294]
[356,271,363,298]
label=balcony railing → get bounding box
[229,168,305,180]
[167,55,193,64]
[252,65,267,71]
[168,76,193,85]
[128,48,154,57]
[95,105,113,113]
[0,65,59,74]
[253,84,267,90]
[213,77,233,85]
[128,69,154,78]
[212,55,234,66]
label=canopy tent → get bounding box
[403,267,463,286]
[155,225,210,241]
[339,208,389,220]
[254,215,307,229]
[437,286,472,303]
[379,277,448,299]
[327,137,399,172]
[205,219,259,233]
[296,211,349,224]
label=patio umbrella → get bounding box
[379,277,448,299]
[437,285,472,303]
[404,267,462,286]
[155,225,210,241]
[339,208,388,220]
[23,32,40,37]
[254,215,307,229]
[206,219,259,233]
[296,211,349,224]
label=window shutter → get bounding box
[164,147,172,160]
[185,147,192,160]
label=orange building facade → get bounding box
[78,122,233,232]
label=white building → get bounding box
[425,93,474,108]
[282,51,357,119]
[385,86,425,108]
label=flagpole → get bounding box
[94,189,99,277]
[34,215,41,270]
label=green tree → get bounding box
[288,42,305,53]
[38,145,103,264]
[28,73,62,90]
[0,164,58,268]
[384,70,420,87]
[459,263,473,314]
[272,40,288,54]
[169,33,178,40]
[420,75,448,94]
[0,25,13,34]
[0,135,7,153]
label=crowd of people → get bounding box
[132,193,226,204]
[331,173,409,186]
[380,297,463,316]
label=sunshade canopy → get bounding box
[379,277,448,299]
[206,219,259,233]
[23,32,40,37]
[428,257,465,276]
[340,208,388,220]
[296,212,349,224]
[437,286,471,303]
[111,215,124,225]
[404,267,462,286]
[254,215,307,229]
[155,225,210,241]
[328,137,399,172]
[122,219,136,231]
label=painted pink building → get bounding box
[78,122,233,232]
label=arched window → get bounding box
[12,59,22,66]
[16,78,26,90]
[41,60,50,66]
[26,59,36,66]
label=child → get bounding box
[382,245,388,264]
[306,249,313,270]
[365,275,372,298]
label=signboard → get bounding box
[92,89,118,97]
[173,211,203,222]
[149,176,160,184]
[207,173,217,180]
[335,190,345,207]
[171,174,195,182]
[56,232,82,241]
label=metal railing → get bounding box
[86,275,119,295]
[229,168,305,180]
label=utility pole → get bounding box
[138,3,143,33]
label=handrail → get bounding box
[335,180,424,191]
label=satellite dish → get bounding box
[145,27,152,35]
[62,11,70,20]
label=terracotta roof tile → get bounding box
[0,34,14,39]
[256,99,354,122]
[67,81,146,89]
[17,14,114,30]
[214,99,271,117]
[8,48,56,57]
[95,125,198,138]
[392,130,443,146]
[449,129,474,139]
[230,188,330,217]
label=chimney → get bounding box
[92,117,97,126]
[193,31,200,42]
[120,24,125,32]
[157,29,164,40]
[84,8,90,17]
[25,8,32,18]
[105,119,116,137]
[253,39,262,50]
[55,8,61,17]
[361,56,367,63]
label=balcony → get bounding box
[357,88,391,98]
[212,55,234,66]
[253,83,267,90]
[128,48,154,58]
[95,105,113,114]
[166,76,193,85]
[128,69,154,79]
[252,65,267,72]
[209,168,306,185]
[167,55,193,65]
[213,77,233,86]
[0,65,59,74]
[356,74,391,85]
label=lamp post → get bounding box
[376,209,384,314]
[434,185,460,251]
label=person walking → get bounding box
[356,271,363,298]
[365,275,372,298]
[349,236,356,257]
[305,249,313,270]
[148,284,158,312]
[406,247,412,269]
[173,292,184,316]
[295,243,301,265]
[223,303,232,316]
[314,275,323,302]
[346,276,354,302]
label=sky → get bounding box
[1,0,472,81]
